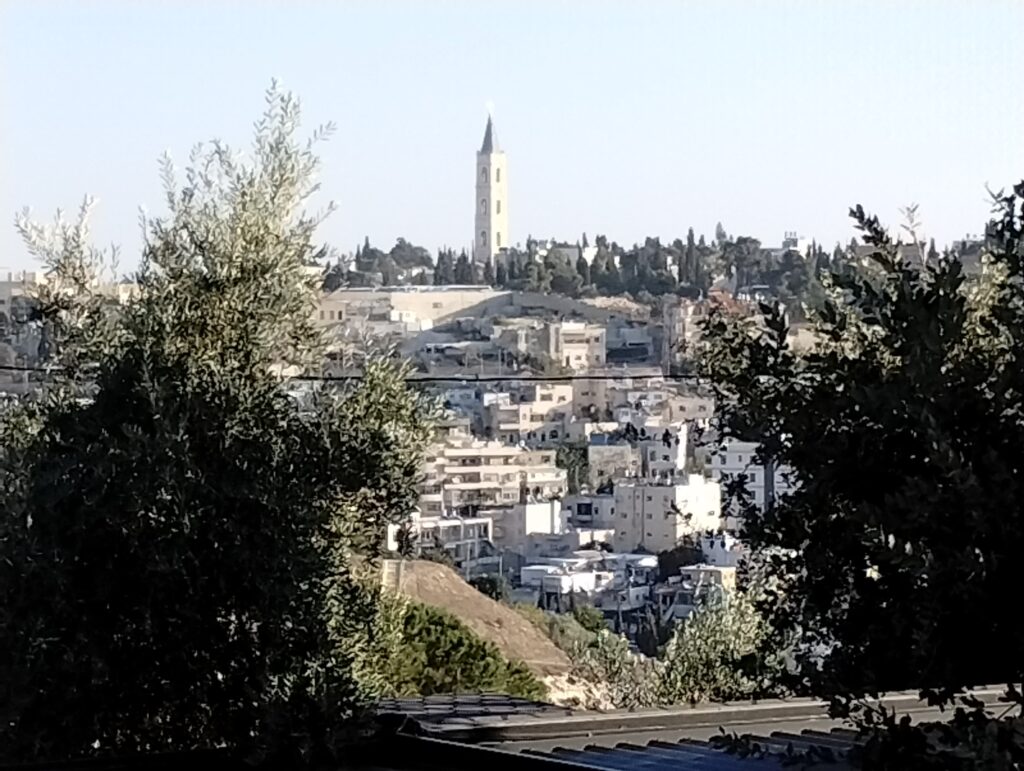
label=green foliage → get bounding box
[380,600,546,700]
[1,84,433,763]
[701,185,1024,761]
[570,631,662,709]
[555,442,588,494]
[657,538,705,581]
[512,602,597,653]
[453,251,474,284]
[469,574,509,601]
[571,605,607,634]
[658,592,786,704]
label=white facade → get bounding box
[700,532,748,568]
[544,321,606,371]
[656,564,737,622]
[482,382,573,444]
[386,512,496,573]
[474,115,508,265]
[637,425,689,479]
[612,476,722,553]
[562,493,617,528]
[420,439,566,516]
[710,439,796,528]
[318,286,504,329]
[488,500,567,552]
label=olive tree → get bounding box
[0,84,432,763]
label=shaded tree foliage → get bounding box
[1,85,433,763]
[700,184,1024,714]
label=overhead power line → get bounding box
[0,363,704,384]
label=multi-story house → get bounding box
[542,320,606,371]
[611,475,721,553]
[481,382,574,444]
[709,438,796,529]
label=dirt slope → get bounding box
[392,560,570,677]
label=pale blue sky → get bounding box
[2,0,1022,270]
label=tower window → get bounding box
[480,230,487,247]
[481,168,488,182]
[496,200,501,214]
[481,198,487,214]
[496,168,501,183]
[497,232,502,247]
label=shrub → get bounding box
[382,601,546,700]
[658,591,787,705]
[469,575,509,602]
[571,605,607,634]
[512,603,597,653]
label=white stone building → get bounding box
[385,512,497,575]
[543,320,606,371]
[612,475,722,553]
[482,382,574,445]
[419,438,567,517]
[710,439,796,529]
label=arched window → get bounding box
[480,230,487,246]
[481,198,487,214]
[496,200,501,214]
[497,232,502,247]
[496,168,501,183]
[481,168,488,182]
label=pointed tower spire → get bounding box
[480,115,499,154]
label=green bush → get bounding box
[383,601,546,700]
[512,603,597,653]
[571,605,607,634]
[469,574,509,601]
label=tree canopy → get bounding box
[0,84,433,763]
[700,184,1024,709]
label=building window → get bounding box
[496,200,502,214]
[329,310,336,320]
[481,198,487,214]
[550,430,559,439]
[319,310,325,320]
[481,168,488,182]
[432,301,443,309]
[646,513,653,519]
[497,232,502,247]
[496,168,501,183]
[480,230,487,246]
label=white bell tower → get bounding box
[473,114,508,266]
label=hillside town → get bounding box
[0,114,991,651]
[4,0,1021,761]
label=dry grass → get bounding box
[393,560,570,677]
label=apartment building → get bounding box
[385,511,496,576]
[655,564,737,622]
[488,499,567,553]
[419,437,567,517]
[572,365,665,416]
[710,438,796,528]
[612,475,721,553]
[542,320,606,371]
[481,382,574,444]
[586,436,640,489]
[562,492,616,528]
